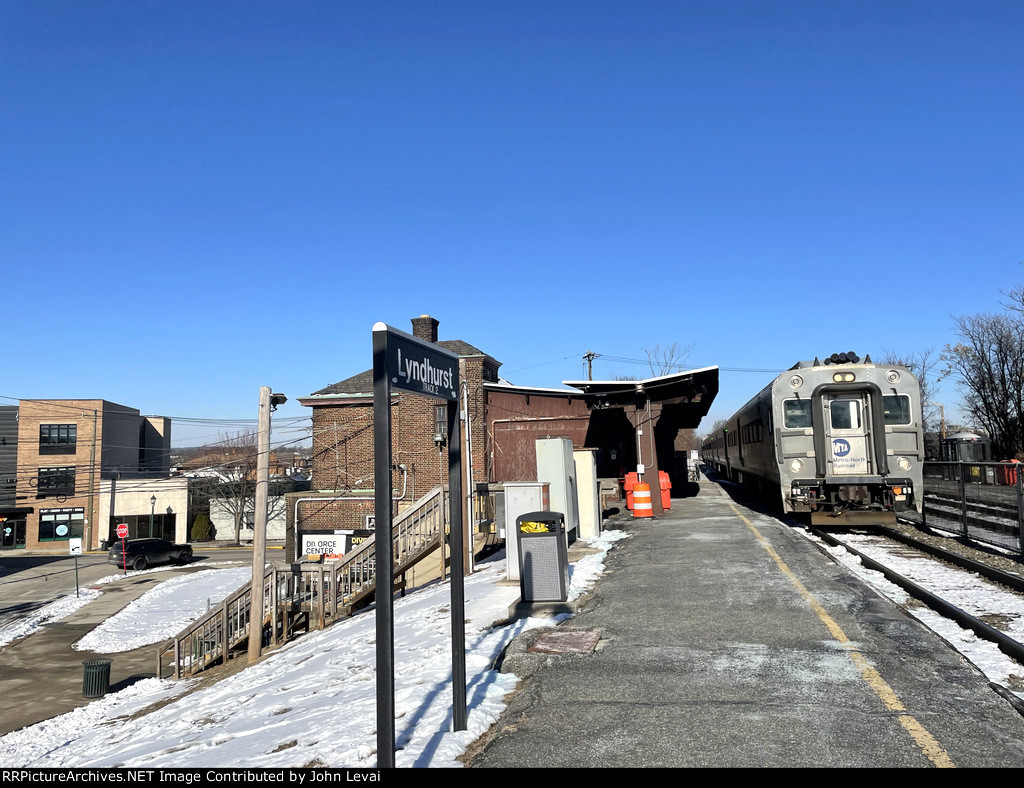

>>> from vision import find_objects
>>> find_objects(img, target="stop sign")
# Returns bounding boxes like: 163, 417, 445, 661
116, 523, 129, 539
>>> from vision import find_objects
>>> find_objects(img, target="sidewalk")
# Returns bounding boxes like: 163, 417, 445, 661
0, 570, 200, 736
466, 480, 1024, 768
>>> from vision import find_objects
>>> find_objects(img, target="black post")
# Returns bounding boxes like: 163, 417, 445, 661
447, 399, 467, 731
959, 461, 968, 538
372, 326, 396, 769
1017, 467, 1023, 557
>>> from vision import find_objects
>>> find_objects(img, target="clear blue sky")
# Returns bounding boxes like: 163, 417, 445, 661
3, 1, 1021, 446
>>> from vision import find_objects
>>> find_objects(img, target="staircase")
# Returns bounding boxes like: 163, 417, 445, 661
157, 486, 449, 679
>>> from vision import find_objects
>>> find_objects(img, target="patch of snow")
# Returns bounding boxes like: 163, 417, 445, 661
0, 533, 629, 768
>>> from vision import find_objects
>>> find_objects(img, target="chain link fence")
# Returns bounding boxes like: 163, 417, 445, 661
911, 462, 1024, 554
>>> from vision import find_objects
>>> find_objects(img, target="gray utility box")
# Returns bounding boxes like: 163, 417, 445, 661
516, 511, 569, 603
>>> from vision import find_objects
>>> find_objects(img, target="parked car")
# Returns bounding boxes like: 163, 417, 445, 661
108, 538, 193, 571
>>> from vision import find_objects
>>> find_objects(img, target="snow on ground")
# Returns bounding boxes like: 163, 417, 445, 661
0, 586, 104, 650
0, 563, 249, 652
0, 530, 629, 768
798, 527, 1024, 696
75, 566, 254, 652
0, 565, 202, 651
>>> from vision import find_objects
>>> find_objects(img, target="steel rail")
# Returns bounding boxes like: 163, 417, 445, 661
810, 526, 1024, 666
878, 522, 1024, 592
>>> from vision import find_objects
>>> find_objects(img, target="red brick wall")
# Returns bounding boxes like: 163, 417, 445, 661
301, 353, 497, 541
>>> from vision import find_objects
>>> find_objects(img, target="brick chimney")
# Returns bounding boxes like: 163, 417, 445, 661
411, 315, 439, 343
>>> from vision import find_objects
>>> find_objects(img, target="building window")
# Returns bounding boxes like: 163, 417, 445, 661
40, 424, 77, 455
39, 508, 84, 541
434, 405, 448, 442
108, 513, 176, 542
37, 467, 76, 497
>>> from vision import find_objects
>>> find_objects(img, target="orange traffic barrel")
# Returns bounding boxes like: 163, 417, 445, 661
658, 470, 672, 510
624, 472, 639, 509
632, 483, 653, 518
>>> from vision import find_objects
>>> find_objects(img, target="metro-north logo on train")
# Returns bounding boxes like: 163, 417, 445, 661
832, 438, 852, 457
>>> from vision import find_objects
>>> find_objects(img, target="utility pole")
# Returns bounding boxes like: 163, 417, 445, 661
249, 386, 273, 663
583, 351, 599, 381
86, 408, 98, 550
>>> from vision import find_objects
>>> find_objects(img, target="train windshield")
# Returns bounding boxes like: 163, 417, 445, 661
783, 399, 813, 428
882, 395, 912, 425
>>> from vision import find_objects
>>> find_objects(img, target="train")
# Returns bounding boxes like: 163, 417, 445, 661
701, 352, 924, 524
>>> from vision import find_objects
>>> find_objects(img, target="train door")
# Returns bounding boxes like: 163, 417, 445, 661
823, 393, 873, 476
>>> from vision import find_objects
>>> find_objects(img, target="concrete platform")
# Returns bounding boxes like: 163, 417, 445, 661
467, 480, 1024, 768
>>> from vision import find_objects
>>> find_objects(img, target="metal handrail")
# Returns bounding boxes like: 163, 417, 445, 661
157, 486, 450, 679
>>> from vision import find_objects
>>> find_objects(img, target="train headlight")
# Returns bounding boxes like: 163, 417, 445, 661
832, 372, 856, 383
789, 375, 803, 388
790, 459, 804, 472
897, 456, 912, 471
886, 370, 901, 384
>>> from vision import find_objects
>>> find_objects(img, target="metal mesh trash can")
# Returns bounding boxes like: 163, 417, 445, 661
516, 511, 569, 603
82, 658, 113, 698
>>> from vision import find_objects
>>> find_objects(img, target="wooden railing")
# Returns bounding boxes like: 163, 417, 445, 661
157, 486, 450, 679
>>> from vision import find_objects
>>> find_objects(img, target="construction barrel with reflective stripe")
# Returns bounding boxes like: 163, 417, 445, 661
632, 483, 653, 518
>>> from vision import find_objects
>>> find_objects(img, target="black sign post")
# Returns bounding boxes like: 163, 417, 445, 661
372, 322, 466, 769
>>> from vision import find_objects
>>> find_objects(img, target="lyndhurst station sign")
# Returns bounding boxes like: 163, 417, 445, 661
372, 321, 467, 768
381, 326, 459, 400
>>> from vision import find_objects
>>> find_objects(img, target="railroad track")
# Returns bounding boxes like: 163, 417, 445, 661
808, 521, 1024, 709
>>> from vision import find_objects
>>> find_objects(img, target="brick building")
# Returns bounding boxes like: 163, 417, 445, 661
290, 316, 499, 558
289, 315, 719, 557
0, 399, 184, 552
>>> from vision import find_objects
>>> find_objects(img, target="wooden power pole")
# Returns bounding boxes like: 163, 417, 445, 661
249, 386, 272, 662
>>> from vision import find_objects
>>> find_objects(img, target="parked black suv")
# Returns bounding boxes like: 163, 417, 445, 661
108, 538, 193, 571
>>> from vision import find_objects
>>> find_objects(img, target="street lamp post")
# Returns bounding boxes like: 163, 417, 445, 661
149, 495, 157, 538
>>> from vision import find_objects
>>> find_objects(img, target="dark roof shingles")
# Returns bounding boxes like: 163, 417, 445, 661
311, 340, 496, 397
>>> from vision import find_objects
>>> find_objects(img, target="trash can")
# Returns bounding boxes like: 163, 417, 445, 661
515, 511, 569, 603
82, 658, 113, 698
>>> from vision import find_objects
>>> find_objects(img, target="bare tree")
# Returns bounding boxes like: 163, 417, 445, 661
942, 310, 1024, 460
188, 431, 260, 546
644, 342, 694, 376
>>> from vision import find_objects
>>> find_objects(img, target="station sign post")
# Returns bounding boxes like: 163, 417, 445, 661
372, 322, 466, 769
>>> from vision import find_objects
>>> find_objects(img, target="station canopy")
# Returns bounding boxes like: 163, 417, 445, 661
562, 365, 719, 428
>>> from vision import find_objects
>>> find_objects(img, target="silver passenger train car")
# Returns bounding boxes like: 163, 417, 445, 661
702, 353, 924, 524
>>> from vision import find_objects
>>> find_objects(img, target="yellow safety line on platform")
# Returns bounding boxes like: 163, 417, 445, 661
727, 501, 955, 769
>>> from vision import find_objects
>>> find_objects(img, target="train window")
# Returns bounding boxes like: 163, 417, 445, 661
882, 395, 912, 425
783, 400, 813, 428
830, 400, 861, 430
